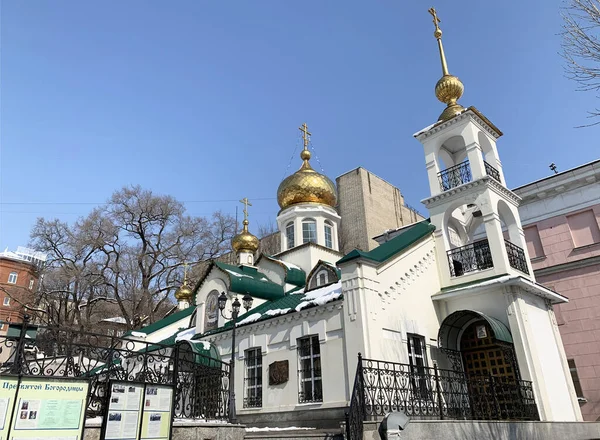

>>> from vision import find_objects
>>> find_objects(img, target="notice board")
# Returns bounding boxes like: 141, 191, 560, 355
8, 376, 89, 440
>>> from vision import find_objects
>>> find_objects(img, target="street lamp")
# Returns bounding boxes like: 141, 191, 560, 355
218, 292, 253, 423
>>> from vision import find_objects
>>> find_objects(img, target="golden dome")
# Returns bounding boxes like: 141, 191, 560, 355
231, 220, 259, 253
175, 271, 193, 302
277, 135, 337, 210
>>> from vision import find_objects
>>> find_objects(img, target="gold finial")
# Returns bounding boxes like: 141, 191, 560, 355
299, 123, 312, 162
175, 261, 193, 302
239, 198, 252, 232
428, 7, 465, 121
183, 261, 189, 285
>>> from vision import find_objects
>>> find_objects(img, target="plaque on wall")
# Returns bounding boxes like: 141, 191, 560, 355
269, 360, 289, 385
204, 290, 219, 332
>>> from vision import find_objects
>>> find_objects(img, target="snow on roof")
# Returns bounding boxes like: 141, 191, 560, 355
295, 281, 342, 312
189, 340, 211, 350
237, 313, 262, 326
413, 122, 439, 137
175, 327, 196, 342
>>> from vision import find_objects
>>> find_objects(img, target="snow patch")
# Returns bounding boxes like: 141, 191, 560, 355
263, 308, 291, 317
101, 317, 128, 324
246, 427, 316, 432
279, 259, 301, 271
130, 332, 147, 338
190, 340, 212, 350
413, 122, 439, 137
237, 313, 262, 326
296, 282, 342, 312
224, 268, 269, 282
175, 327, 196, 342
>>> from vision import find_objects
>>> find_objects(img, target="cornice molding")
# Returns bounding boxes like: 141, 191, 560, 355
416, 108, 501, 142
422, 176, 521, 209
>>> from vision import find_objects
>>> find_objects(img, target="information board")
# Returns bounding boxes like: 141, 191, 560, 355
140, 385, 173, 440
0, 376, 18, 440
9, 377, 88, 440
104, 382, 144, 440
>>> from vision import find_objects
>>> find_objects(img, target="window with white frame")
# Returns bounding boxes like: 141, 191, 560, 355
7, 272, 18, 284
297, 335, 322, 403
3, 297, 9, 306
324, 222, 333, 248
317, 271, 328, 287
29, 279, 35, 290
302, 219, 317, 244
407, 333, 429, 398
244, 348, 262, 408
286, 222, 295, 249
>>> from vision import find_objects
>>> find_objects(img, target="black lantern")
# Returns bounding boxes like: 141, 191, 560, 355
242, 293, 253, 312
231, 297, 241, 315
218, 292, 227, 311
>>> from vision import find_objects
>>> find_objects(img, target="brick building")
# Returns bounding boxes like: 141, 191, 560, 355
336, 167, 424, 253
0, 247, 45, 332
514, 159, 600, 421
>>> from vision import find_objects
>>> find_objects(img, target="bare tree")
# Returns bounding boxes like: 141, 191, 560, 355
30, 185, 236, 331
562, 0, 600, 125
257, 222, 281, 256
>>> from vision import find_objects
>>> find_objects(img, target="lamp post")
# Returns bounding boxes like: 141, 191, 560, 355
218, 292, 253, 424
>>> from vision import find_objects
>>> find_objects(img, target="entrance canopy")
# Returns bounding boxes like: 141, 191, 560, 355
438, 310, 512, 351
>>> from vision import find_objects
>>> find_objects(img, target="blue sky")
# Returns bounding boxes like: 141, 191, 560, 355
1, 1, 598, 251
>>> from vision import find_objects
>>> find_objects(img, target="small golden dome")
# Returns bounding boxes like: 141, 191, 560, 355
435, 74, 465, 121
175, 283, 193, 301
231, 220, 259, 253
277, 151, 337, 210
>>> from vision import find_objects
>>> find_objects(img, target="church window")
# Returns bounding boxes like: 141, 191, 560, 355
302, 219, 317, 244
297, 335, 322, 403
3, 297, 9, 306
317, 271, 328, 287
29, 279, 35, 290
407, 334, 429, 398
7, 272, 17, 284
324, 222, 333, 248
286, 223, 295, 249
244, 348, 262, 408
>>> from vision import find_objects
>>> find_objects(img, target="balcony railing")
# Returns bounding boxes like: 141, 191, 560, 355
505, 240, 530, 274
438, 161, 472, 191
484, 160, 501, 183
447, 239, 494, 277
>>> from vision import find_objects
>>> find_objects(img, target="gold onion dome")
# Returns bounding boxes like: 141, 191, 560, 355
277, 124, 337, 210
429, 7, 466, 122
231, 220, 259, 253
175, 269, 193, 301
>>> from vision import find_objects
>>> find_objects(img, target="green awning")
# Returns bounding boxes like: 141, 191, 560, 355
438, 310, 513, 351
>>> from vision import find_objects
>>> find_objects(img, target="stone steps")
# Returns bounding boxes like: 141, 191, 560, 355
245, 428, 344, 440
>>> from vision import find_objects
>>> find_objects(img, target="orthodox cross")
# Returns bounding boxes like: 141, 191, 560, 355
183, 261, 189, 284
299, 123, 311, 150
428, 7, 441, 32
240, 197, 252, 221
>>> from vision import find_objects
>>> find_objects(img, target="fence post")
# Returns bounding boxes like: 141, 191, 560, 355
434, 364, 444, 420
11, 314, 30, 375
357, 353, 365, 416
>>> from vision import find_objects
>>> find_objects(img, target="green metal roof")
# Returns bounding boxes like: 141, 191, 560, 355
6, 324, 38, 339
136, 330, 221, 367
123, 307, 195, 337
438, 310, 513, 351
259, 255, 306, 287
215, 261, 285, 300
337, 220, 435, 265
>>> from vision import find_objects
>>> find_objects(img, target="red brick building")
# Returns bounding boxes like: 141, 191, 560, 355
0, 248, 45, 332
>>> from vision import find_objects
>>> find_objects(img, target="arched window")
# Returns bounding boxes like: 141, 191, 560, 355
324, 221, 333, 249
286, 222, 295, 249
317, 271, 328, 287
302, 219, 317, 244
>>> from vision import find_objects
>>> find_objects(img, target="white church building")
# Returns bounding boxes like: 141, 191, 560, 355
127, 9, 583, 430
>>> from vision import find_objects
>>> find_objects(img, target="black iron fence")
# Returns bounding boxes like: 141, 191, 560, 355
346, 354, 538, 438
438, 161, 472, 191
505, 240, 530, 274
447, 239, 494, 277
484, 160, 501, 183
0, 317, 229, 421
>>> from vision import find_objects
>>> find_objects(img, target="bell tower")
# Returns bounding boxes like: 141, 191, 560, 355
415, 8, 534, 288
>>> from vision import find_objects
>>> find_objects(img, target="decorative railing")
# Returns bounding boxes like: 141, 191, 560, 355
447, 239, 494, 277
0, 317, 230, 421
484, 160, 501, 183
438, 161, 472, 191
505, 240, 530, 274
352, 356, 538, 423
345, 354, 366, 440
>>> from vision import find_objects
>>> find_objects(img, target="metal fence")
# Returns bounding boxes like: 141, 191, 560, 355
346, 354, 538, 440
0, 317, 229, 421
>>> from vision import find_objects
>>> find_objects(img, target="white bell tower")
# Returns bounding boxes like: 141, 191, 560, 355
415, 8, 533, 289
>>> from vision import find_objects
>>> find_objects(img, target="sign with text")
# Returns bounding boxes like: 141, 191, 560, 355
104, 382, 144, 440
9, 377, 88, 440
140, 385, 173, 440
0, 376, 18, 440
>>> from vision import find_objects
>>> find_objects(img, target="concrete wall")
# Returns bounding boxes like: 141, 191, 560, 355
84, 421, 245, 440
336, 168, 423, 254
361, 420, 600, 440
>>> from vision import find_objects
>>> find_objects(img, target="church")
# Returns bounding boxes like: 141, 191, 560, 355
127, 8, 582, 429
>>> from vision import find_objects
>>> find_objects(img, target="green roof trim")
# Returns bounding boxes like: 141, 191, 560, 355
215, 261, 285, 300
123, 307, 195, 337
257, 255, 307, 287
337, 220, 435, 265
135, 330, 221, 367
